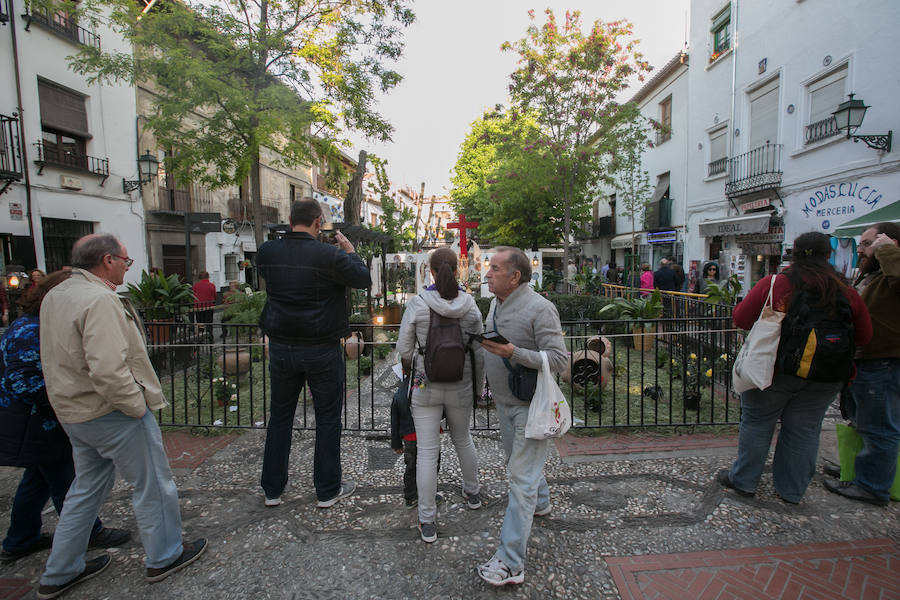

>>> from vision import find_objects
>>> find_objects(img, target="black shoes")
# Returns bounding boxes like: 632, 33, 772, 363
146, 538, 209, 583
822, 463, 841, 479
823, 478, 889, 507
0, 532, 52, 562
36, 553, 111, 600
88, 527, 131, 549
716, 469, 755, 497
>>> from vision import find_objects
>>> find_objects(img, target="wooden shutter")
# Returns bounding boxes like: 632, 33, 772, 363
38, 79, 89, 138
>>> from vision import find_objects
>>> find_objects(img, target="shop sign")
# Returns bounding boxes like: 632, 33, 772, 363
698, 213, 770, 237
738, 224, 784, 243
739, 243, 781, 255
9, 202, 22, 220
800, 181, 881, 218
647, 230, 677, 243
740, 198, 770, 212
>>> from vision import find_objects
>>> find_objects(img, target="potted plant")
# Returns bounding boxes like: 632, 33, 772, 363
597, 289, 663, 351
127, 270, 194, 344
704, 274, 742, 305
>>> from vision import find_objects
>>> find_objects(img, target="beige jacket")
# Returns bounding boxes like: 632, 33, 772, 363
39, 269, 167, 423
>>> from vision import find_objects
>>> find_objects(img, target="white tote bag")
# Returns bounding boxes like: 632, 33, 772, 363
525, 351, 572, 439
732, 275, 785, 393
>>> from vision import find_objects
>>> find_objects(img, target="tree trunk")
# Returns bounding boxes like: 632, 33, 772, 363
562, 184, 572, 278
413, 182, 424, 250
250, 149, 265, 291
345, 150, 367, 225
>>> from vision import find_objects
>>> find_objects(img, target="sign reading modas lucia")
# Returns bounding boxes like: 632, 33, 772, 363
786, 178, 886, 239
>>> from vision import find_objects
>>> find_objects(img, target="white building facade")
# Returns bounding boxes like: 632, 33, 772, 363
686, 0, 900, 291
1, 0, 148, 283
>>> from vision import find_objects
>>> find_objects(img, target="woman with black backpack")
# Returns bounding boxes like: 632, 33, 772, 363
396, 248, 485, 543
717, 232, 872, 503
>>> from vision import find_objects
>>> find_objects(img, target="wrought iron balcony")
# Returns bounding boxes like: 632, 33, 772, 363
24, 8, 101, 49
708, 157, 727, 177
1, 114, 24, 195
227, 197, 279, 223
33, 140, 109, 179
805, 117, 839, 145
725, 142, 782, 197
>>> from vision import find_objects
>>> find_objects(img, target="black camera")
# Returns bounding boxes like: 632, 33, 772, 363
319, 222, 345, 245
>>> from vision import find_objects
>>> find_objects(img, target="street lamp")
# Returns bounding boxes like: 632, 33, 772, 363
123, 150, 160, 193
831, 94, 892, 152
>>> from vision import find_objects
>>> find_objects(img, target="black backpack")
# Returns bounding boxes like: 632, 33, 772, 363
776, 286, 855, 382
421, 309, 467, 382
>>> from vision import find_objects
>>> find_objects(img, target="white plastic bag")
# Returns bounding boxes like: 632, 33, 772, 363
524, 351, 572, 439
732, 275, 785, 393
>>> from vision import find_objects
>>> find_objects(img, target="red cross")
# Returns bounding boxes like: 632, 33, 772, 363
447, 213, 479, 257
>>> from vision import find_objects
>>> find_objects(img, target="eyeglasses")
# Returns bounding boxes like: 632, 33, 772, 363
858, 240, 874, 248
112, 255, 134, 267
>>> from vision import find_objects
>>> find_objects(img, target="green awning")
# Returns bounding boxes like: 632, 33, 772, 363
831, 200, 900, 237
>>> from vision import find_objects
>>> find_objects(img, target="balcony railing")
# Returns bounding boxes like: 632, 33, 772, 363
33, 140, 109, 178
1, 115, 24, 191
25, 8, 101, 49
725, 142, 782, 197
227, 197, 279, 224
805, 117, 839, 145
707, 157, 727, 177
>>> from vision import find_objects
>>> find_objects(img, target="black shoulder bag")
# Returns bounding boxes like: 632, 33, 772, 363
492, 313, 537, 402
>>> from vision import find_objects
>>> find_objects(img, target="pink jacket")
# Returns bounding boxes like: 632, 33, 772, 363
639, 271, 654, 296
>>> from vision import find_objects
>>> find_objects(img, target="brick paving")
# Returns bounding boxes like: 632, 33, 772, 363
0, 577, 32, 600
161, 431, 240, 470
556, 431, 739, 457
606, 538, 900, 600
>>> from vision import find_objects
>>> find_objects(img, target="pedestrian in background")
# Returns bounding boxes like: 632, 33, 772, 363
718, 232, 871, 504
825, 222, 900, 506
37, 234, 206, 599
0, 272, 130, 564
257, 198, 370, 509
476, 247, 567, 586
396, 247, 484, 543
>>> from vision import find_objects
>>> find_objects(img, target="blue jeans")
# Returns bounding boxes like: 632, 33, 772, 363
730, 374, 841, 503
2, 461, 102, 553
493, 402, 550, 572
847, 358, 900, 502
262, 341, 344, 501
41, 411, 183, 585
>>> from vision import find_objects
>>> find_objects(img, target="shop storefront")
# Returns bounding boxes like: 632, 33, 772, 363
698, 209, 784, 291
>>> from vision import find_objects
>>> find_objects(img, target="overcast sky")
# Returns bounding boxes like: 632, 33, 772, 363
349, 1, 691, 197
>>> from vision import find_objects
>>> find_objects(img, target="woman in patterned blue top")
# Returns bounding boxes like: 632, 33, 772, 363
0, 271, 130, 562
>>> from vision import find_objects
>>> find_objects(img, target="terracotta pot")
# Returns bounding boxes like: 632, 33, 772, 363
562, 350, 613, 389
217, 350, 252, 375
632, 324, 656, 351
345, 332, 364, 359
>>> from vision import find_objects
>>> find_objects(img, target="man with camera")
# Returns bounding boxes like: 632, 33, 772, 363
476, 246, 567, 587
256, 198, 371, 509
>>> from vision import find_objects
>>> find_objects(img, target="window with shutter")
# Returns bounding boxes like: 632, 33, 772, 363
37, 79, 90, 169
749, 79, 779, 151
805, 64, 847, 144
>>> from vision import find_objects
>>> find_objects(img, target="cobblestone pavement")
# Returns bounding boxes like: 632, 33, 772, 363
0, 416, 898, 599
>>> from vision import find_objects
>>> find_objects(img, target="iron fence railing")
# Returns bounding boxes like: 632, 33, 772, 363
27, 8, 101, 49
725, 142, 783, 197
805, 117, 839, 145
141, 310, 743, 432
33, 140, 109, 178
707, 156, 727, 177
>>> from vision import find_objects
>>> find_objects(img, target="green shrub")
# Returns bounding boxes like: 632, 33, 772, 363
544, 293, 613, 321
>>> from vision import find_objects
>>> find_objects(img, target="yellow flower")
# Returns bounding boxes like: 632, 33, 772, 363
671, 359, 676, 365
629, 386, 643, 395
689, 353, 697, 360
705, 369, 713, 377
720, 353, 728, 360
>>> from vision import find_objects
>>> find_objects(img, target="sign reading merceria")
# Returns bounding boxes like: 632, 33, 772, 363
801, 181, 882, 218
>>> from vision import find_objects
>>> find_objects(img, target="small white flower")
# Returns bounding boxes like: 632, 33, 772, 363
230, 393, 237, 401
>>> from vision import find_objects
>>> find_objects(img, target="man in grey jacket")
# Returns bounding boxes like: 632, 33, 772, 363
476, 247, 567, 587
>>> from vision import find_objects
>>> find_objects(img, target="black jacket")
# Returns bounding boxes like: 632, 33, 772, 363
257, 232, 371, 345
653, 266, 680, 291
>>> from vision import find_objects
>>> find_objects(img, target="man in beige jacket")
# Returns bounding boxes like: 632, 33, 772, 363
36, 234, 206, 600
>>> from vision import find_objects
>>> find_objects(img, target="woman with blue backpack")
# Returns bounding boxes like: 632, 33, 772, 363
717, 232, 872, 503
396, 247, 485, 543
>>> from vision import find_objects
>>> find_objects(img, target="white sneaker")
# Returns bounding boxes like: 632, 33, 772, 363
264, 497, 282, 507
316, 480, 356, 508
477, 556, 524, 586
534, 503, 551, 517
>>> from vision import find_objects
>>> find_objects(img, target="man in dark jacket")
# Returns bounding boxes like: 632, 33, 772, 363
653, 258, 680, 291
257, 198, 371, 509
825, 222, 900, 506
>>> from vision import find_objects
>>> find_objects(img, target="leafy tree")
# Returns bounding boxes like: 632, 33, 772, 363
67, 0, 414, 247
369, 155, 415, 250
614, 117, 653, 282
450, 107, 562, 248
502, 9, 651, 267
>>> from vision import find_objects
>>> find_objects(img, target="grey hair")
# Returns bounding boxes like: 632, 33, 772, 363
493, 246, 532, 285
70, 233, 122, 269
